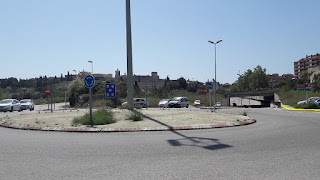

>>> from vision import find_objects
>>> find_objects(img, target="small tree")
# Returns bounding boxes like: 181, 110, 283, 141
177, 77, 187, 90
300, 71, 313, 83
0, 88, 3, 99
68, 78, 84, 107
313, 74, 320, 93
231, 65, 269, 91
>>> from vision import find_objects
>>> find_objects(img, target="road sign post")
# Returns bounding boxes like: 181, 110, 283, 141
44, 88, 52, 112
203, 89, 208, 105
105, 83, 116, 98
297, 84, 313, 103
206, 82, 213, 112
84, 75, 95, 127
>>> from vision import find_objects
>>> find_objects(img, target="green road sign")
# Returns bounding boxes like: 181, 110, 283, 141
297, 88, 312, 91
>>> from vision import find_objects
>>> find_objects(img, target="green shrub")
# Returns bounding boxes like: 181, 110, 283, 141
242, 111, 247, 116
295, 103, 320, 109
72, 109, 116, 125
129, 111, 143, 121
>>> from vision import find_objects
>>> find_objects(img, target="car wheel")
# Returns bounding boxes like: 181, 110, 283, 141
10, 107, 13, 112
186, 104, 189, 108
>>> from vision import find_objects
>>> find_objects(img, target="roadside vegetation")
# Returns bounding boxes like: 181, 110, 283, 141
2, 65, 320, 109
66, 76, 226, 108
295, 103, 320, 109
276, 73, 320, 108
128, 111, 143, 121
72, 109, 115, 126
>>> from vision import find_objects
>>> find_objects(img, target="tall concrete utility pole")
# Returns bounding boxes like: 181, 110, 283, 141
126, 0, 134, 110
208, 40, 222, 112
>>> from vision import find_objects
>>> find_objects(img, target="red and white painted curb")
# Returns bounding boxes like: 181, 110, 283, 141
0, 118, 256, 133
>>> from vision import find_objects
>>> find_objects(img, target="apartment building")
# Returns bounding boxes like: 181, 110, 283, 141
294, 53, 320, 77
269, 73, 294, 88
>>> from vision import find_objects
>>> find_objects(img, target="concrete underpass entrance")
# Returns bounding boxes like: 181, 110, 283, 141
223, 90, 281, 108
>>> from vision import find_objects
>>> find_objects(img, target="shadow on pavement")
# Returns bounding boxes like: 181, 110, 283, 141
134, 110, 233, 151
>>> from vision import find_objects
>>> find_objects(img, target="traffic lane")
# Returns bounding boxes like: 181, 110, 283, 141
1, 108, 320, 179
1, 120, 318, 180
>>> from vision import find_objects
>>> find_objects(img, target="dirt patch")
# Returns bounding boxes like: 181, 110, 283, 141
0, 108, 250, 129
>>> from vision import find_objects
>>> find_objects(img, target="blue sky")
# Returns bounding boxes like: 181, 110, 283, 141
1, 0, 319, 84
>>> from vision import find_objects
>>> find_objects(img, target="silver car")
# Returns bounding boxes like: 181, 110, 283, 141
168, 97, 189, 108
0, 99, 21, 112
158, 99, 170, 108
20, 99, 35, 111
297, 97, 320, 105
122, 98, 149, 108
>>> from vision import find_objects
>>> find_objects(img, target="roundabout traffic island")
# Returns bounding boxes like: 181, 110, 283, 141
0, 108, 256, 133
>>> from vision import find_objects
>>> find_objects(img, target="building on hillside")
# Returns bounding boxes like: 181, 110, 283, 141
294, 53, 320, 77
115, 69, 167, 90
94, 73, 113, 80
269, 73, 294, 88
78, 70, 91, 79
308, 65, 320, 83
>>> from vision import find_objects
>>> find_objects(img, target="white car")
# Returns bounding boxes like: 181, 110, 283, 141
194, 100, 201, 106
297, 97, 320, 105
122, 98, 149, 108
0, 99, 21, 112
216, 102, 221, 107
158, 99, 170, 108
20, 99, 35, 111
168, 97, 189, 108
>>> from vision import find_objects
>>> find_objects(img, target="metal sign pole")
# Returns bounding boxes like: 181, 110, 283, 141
64, 91, 67, 110
51, 94, 53, 113
209, 89, 212, 112
50, 84, 53, 113
89, 88, 93, 127
84, 75, 95, 127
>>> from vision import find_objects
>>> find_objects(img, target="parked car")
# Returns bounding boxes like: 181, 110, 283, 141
216, 102, 221, 107
158, 99, 170, 108
20, 99, 34, 111
122, 98, 149, 108
0, 99, 21, 112
194, 100, 201, 106
168, 97, 189, 108
297, 97, 320, 105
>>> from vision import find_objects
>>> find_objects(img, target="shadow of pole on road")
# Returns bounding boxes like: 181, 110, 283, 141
133, 110, 232, 151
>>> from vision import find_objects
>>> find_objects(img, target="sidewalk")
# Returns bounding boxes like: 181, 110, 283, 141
0, 108, 256, 132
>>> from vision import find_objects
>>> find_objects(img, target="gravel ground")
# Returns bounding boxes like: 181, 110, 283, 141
0, 108, 250, 129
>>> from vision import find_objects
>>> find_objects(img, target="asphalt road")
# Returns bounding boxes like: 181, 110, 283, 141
0, 107, 319, 180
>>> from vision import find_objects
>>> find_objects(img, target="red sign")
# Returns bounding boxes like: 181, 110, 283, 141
44, 88, 51, 95
297, 84, 312, 88
203, 89, 208, 94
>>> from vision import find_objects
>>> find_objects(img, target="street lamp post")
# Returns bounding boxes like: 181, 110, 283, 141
208, 40, 222, 112
73, 70, 77, 79
88, 60, 93, 74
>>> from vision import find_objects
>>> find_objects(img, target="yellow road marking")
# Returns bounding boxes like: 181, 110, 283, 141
281, 103, 320, 111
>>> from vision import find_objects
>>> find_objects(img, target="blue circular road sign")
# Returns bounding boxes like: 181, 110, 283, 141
84, 75, 95, 88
